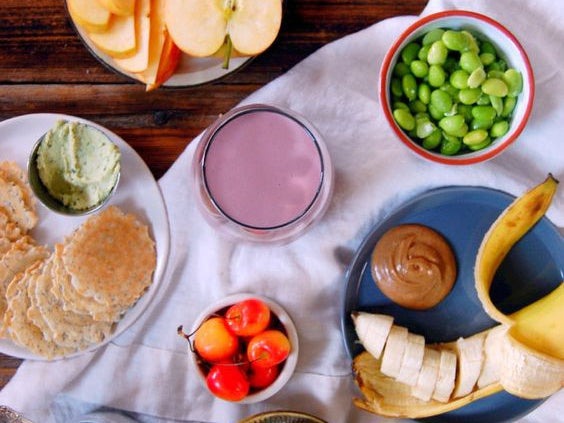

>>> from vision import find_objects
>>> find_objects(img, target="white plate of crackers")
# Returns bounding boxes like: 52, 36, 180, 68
0, 113, 170, 360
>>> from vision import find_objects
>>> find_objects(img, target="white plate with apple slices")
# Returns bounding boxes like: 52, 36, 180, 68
65, 0, 283, 90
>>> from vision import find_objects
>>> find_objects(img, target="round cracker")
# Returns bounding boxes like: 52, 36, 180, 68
62, 206, 156, 309
34, 255, 113, 347
51, 244, 124, 322
4, 264, 72, 359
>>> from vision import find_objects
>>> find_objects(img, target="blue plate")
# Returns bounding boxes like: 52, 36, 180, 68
341, 185, 563, 423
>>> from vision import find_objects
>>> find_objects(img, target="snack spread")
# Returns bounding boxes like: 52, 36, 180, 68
0, 161, 156, 358
371, 224, 456, 310
36, 120, 121, 211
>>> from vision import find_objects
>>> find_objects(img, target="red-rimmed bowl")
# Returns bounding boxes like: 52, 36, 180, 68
379, 10, 534, 165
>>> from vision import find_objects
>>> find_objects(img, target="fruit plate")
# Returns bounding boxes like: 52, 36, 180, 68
0, 113, 170, 360
341, 185, 563, 423
65, 1, 254, 87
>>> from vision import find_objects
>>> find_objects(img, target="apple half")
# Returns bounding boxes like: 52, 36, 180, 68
165, 0, 282, 58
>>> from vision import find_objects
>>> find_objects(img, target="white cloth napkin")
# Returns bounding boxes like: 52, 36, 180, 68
1, 0, 563, 421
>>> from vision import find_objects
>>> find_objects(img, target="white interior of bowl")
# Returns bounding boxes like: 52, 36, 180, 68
382, 13, 533, 163
189, 293, 299, 404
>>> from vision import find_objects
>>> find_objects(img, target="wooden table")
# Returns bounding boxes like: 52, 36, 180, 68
0, 0, 426, 390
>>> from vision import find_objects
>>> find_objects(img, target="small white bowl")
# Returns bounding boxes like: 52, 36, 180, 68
380, 10, 534, 165
189, 293, 299, 404
28, 124, 120, 216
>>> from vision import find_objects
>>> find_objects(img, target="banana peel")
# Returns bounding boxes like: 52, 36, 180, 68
353, 350, 503, 419
474, 174, 563, 399
475, 174, 559, 326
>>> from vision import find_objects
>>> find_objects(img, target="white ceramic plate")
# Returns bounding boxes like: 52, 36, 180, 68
0, 113, 170, 360
67, 1, 253, 87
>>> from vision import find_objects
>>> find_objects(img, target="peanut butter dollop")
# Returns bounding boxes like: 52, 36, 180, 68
371, 224, 456, 310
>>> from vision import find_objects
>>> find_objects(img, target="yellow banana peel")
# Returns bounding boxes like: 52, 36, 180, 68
475, 174, 559, 326
353, 350, 503, 419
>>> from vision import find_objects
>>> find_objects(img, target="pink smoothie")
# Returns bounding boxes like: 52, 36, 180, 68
203, 109, 323, 229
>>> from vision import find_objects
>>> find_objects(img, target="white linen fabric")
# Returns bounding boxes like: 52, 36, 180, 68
1, 0, 563, 421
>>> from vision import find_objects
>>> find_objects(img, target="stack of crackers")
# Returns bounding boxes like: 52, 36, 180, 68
0, 161, 156, 359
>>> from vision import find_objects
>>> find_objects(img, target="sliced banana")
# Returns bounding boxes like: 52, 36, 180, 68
451, 333, 485, 398
477, 325, 505, 388
351, 312, 393, 360
412, 347, 441, 401
396, 332, 425, 386
432, 348, 457, 403
380, 325, 408, 378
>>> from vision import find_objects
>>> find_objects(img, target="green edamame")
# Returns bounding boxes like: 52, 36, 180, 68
428, 64, 446, 87
402, 74, 418, 101
390, 27, 524, 156
393, 108, 416, 131
427, 40, 448, 65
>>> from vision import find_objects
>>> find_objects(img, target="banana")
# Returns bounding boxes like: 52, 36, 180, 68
500, 330, 564, 399
380, 325, 409, 378
432, 348, 457, 403
475, 174, 559, 326
412, 347, 440, 401
510, 283, 564, 360
351, 312, 394, 360
396, 332, 425, 386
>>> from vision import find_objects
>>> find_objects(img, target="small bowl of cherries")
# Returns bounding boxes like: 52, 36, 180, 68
179, 293, 299, 403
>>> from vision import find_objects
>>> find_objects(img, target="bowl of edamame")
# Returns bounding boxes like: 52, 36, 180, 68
380, 10, 534, 164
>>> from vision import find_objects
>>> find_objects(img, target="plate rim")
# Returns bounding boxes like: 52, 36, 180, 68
0, 112, 171, 360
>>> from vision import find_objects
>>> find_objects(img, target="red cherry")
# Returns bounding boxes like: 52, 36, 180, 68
247, 329, 291, 368
248, 363, 280, 389
225, 298, 271, 337
194, 317, 238, 362
206, 364, 250, 401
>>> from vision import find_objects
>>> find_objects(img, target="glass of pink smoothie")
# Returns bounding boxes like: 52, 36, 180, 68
193, 104, 333, 243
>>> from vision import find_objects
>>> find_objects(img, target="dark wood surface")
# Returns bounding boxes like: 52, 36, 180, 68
0, 0, 426, 390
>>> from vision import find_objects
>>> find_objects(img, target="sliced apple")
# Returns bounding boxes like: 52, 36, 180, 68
144, 31, 181, 91
164, 0, 226, 57
165, 0, 282, 58
97, 0, 135, 17
88, 13, 136, 59
67, 0, 111, 33
114, 0, 151, 73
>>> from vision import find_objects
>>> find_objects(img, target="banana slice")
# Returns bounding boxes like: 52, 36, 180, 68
477, 325, 505, 388
412, 347, 441, 401
451, 332, 485, 398
432, 348, 457, 402
381, 325, 408, 378
352, 312, 394, 360
396, 332, 425, 386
